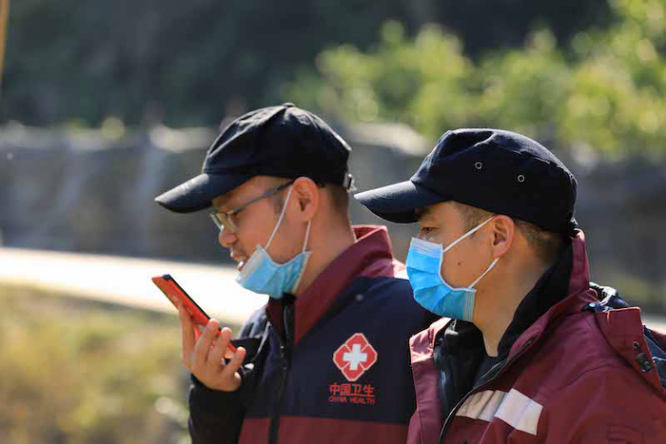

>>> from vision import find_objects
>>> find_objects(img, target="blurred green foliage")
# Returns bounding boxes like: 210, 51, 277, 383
2, 0, 608, 127
286, 0, 666, 157
0, 286, 188, 444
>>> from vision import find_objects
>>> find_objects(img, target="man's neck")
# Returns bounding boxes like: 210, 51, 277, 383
473, 259, 552, 357
293, 222, 356, 296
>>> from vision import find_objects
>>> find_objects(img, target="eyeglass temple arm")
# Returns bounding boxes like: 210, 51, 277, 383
227, 179, 295, 216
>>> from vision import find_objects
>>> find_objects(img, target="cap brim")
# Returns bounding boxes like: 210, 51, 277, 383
354, 181, 446, 223
155, 172, 252, 213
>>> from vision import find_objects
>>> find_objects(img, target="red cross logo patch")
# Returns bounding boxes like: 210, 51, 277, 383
333, 333, 378, 382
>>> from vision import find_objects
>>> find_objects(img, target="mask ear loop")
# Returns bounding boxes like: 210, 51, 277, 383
265, 185, 294, 250
438, 216, 495, 288
287, 219, 313, 295
469, 257, 500, 289
302, 220, 312, 253
442, 216, 495, 254
463, 217, 500, 289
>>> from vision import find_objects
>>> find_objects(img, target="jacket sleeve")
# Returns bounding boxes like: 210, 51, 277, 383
539, 366, 666, 444
188, 309, 268, 444
188, 375, 247, 444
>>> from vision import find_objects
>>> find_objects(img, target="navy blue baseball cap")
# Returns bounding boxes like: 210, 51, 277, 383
355, 129, 578, 234
156, 103, 355, 213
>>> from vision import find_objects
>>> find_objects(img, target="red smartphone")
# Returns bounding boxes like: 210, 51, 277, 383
152, 274, 237, 352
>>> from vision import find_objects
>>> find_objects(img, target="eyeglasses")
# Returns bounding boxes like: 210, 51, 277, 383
209, 180, 295, 233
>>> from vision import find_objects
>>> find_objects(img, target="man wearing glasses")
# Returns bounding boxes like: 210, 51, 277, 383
155, 103, 434, 444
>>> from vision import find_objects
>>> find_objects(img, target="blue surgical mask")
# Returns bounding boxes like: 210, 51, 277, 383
235, 186, 312, 299
405, 217, 499, 321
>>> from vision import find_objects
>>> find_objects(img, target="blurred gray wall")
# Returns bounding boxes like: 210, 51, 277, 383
1, 122, 664, 311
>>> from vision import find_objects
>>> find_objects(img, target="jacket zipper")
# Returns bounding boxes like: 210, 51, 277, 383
268, 303, 294, 444
438, 338, 535, 443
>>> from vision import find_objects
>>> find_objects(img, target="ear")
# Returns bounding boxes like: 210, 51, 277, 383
489, 215, 515, 259
291, 177, 320, 222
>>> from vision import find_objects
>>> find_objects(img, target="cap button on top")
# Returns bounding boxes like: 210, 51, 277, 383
283, 102, 295, 108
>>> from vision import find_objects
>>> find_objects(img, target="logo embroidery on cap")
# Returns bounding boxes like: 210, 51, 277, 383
333, 333, 378, 382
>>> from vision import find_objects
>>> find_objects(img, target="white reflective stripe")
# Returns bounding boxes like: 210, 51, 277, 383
455, 388, 543, 436
456, 390, 506, 422
495, 389, 543, 436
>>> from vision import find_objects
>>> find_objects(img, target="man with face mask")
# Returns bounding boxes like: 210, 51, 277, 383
155, 103, 435, 444
355, 129, 666, 443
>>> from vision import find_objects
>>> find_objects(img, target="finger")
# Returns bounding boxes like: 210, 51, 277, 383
208, 327, 233, 369
178, 304, 196, 368
221, 346, 247, 381
214, 327, 237, 359
193, 318, 219, 368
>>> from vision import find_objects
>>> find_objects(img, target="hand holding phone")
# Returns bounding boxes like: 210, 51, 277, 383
153, 274, 246, 392
152, 274, 236, 352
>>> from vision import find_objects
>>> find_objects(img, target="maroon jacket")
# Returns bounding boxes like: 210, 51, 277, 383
408, 230, 666, 443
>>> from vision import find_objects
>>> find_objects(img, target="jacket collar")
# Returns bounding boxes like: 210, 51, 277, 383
594, 307, 666, 398
266, 225, 404, 345
506, 229, 596, 357
517, 230, 666, 397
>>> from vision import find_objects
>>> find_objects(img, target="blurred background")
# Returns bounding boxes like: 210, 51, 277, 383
1, 0, 665, 442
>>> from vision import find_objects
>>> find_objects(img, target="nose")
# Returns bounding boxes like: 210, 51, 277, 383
218, 228, 237, 249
